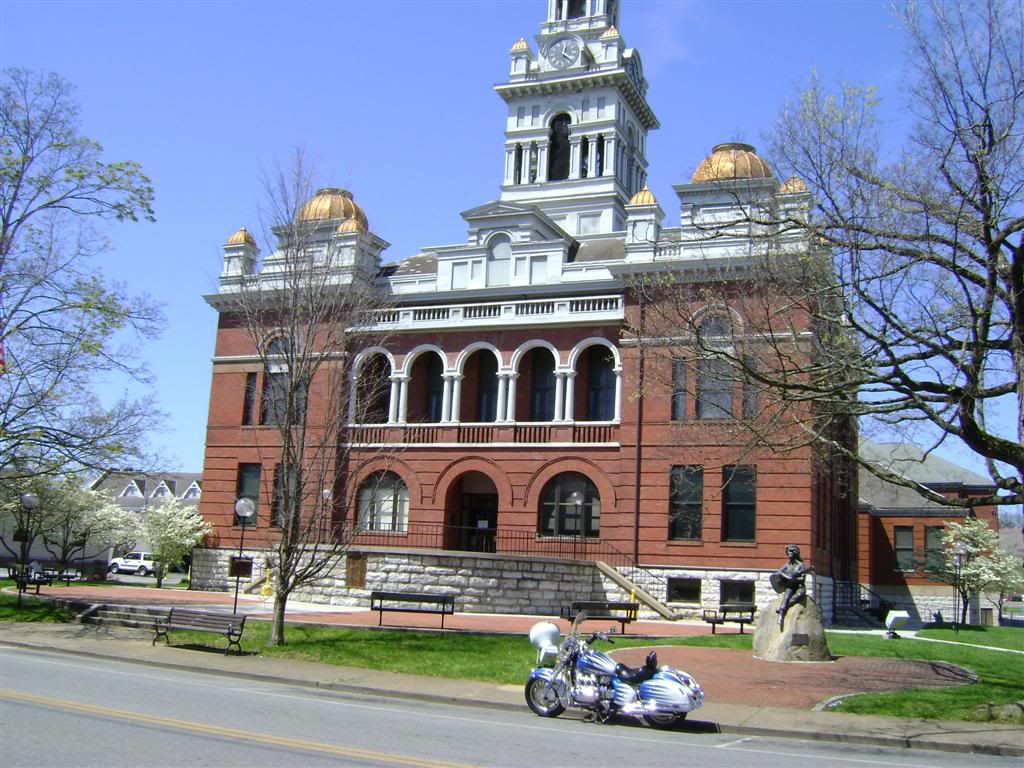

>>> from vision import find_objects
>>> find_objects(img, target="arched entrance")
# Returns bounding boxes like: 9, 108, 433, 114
445, 471, 499, 553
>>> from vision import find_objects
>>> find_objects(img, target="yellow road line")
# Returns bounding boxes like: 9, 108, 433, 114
2, 689, 474, 768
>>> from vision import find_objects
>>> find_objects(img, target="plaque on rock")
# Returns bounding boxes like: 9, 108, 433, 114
790, 633, 809, 646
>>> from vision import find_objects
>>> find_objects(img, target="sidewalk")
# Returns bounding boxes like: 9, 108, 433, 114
1, 588, 1022, 757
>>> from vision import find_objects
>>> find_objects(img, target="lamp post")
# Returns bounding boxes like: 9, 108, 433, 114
233, 497, 256, 615
568, 490, 584, 559
952, 539, 968, 637
17, 492, 40, 608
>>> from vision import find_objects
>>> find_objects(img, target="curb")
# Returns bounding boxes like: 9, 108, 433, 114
2, 639, 1021, 758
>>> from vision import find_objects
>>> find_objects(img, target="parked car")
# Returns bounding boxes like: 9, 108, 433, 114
108, 552, 157, 576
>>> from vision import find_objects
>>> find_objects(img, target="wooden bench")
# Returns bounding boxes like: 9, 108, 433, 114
703, 603, 756, 634
369, 590, 455, 628
153, 608, 248, 654
560, 600, 640, 633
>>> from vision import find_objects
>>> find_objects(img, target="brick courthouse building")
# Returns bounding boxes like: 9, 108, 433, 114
193, 0, 861, 621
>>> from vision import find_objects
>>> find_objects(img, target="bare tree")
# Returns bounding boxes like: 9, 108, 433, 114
644, 0, 1023, 508
0, 68, 163, 484
226, 152, 393, 645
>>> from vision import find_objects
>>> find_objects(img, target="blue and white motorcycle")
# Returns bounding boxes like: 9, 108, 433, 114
525, 613, 704, 728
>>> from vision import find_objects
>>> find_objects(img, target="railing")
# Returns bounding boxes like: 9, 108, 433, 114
833, 580, 894, 622
347, 422, 618, 445
334, 521, 671, 604
367, 295, 622, 329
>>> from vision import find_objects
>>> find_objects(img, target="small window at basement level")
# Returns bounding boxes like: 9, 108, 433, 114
719, 580, 754, 606
667, 578, 701, 603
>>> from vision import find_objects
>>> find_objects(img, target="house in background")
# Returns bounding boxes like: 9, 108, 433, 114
856, 442, 999, 626
90, 470, 203, 556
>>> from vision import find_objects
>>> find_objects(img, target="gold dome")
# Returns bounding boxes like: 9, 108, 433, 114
297, 188, 368, 228
336, 217, 365, 234
628, 185, 657, 206
226, 226, 256, 247
511, 37, 530, 51
779, 175, 808, 194
601, 26, 620, 38
691, 143, 773, 183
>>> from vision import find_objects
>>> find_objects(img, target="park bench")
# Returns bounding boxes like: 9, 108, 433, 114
56, 569, 81, 585
153, 607, 248, 654
14, 573, 52, 594
702, 603, 756, 634
369, 590, 455, 628
560, 600, 640, 633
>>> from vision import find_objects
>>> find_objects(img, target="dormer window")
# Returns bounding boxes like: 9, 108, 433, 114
151, 482, 172, 498
120, 482, 143, 498
183, 482, 201, 500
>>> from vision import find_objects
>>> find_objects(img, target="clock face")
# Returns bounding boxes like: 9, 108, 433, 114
626, 57, 642, 91
547, 37, 580, 69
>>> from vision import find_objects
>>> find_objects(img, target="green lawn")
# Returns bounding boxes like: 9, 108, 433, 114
0, 590, 74, 622
916, 624, 1024, 651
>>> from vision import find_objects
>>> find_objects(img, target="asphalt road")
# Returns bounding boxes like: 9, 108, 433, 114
0, 647, 1017, 768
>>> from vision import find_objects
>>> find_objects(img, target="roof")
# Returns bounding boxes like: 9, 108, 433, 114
573, 239, 625, 263
858, 441, 993, 514
392, 253, 438, 277
860, 441, 992, 487
91, 470, 203, 504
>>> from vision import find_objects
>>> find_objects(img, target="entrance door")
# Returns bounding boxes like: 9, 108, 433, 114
461, 493, 497, 553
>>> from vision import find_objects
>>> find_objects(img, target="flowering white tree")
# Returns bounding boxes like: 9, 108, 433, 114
921, 517, 1024, 625
141, 499, 211, 589
40, 480, 140, 573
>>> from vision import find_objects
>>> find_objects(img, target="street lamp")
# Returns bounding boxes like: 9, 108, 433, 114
232, 497, 256, 615
568, 490, 584, 559
17, 492, 40, 608
952, 539, 968, 637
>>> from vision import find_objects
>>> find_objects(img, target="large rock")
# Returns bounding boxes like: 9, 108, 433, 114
753, 597, 832, 662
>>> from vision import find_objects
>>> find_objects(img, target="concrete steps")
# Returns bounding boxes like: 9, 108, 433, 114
78, 604, 168, 630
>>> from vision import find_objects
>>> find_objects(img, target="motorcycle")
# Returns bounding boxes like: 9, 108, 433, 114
525, 613, 704, 728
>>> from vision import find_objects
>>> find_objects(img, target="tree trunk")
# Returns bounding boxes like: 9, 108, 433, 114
960, 589, 970, 626
269, 594, 288, 646
155, 565, 164, 589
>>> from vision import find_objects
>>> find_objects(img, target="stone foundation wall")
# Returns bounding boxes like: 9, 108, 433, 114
191, 547, 838, 623
192, 547, 606, 614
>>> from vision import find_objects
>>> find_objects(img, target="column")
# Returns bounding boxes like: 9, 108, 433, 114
387, 377, 401, 424
613, 368, 622, 422
496, 373, 508, 422
450, 374, 463, 423
398, 376, 410, 423
569, 137, 582, 180
347, 375, 358, 423
506, 373, 519, 422
537, 142, 549, 183
504, 147, 515, 185
604, 136, 616, 177
554, 372, 566, 421
441, 374, 454, 423
564, 371, 577, 421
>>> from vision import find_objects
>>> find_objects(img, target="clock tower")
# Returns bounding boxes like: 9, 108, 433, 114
495, 0, 658, 236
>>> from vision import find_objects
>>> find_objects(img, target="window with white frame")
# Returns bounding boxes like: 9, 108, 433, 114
357, 472, 409, 532
120, 483, 142, 498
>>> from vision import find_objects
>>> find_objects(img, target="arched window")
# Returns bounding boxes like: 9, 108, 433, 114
357, 471, 409, 532
584, 346, 615, 420
539, 472, 600, 537
486, 234, 511, 286
548, 114, 572, 181
266, 336, 291, 357
356, 354, 391, 424
527, 348, 557, 421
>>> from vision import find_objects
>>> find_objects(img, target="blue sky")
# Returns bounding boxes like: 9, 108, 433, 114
1, 0, 922, 472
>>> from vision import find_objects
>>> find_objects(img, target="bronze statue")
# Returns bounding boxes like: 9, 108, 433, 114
770, 544, 812, 629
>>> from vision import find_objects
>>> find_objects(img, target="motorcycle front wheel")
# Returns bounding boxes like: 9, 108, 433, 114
525, 677, 565, 718
643, 712, 685, 729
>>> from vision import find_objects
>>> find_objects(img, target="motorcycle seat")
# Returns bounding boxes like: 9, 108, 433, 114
614, 651, 659, 685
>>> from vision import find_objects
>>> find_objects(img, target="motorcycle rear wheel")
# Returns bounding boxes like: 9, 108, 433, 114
643, 712, 685, 729
525, 678, 565, 718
